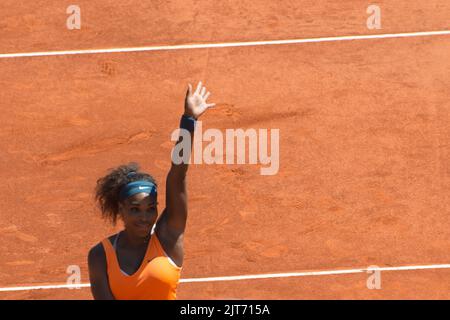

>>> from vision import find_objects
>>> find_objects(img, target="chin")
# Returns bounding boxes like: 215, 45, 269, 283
136, 226, 152, 238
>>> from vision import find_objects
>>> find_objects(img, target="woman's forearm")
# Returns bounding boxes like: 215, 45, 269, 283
169, 114, 196, 178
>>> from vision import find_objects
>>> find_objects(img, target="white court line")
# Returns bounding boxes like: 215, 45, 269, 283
1, 263, 450, 292
1, 30, 450, 59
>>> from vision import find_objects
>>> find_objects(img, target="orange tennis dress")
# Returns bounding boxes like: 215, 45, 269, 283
101, 229, 182, 300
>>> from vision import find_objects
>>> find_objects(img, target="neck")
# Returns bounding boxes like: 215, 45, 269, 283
121, 229, 150, 248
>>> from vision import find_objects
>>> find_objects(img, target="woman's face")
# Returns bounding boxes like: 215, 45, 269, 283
119, 192, 158, 238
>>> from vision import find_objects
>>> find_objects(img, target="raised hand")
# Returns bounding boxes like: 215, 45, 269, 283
184, 81, 216, 120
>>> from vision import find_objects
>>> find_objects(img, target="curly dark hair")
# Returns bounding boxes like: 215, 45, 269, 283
94, 162, 157, 225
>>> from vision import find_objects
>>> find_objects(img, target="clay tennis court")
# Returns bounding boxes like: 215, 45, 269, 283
0, 0, 449, 299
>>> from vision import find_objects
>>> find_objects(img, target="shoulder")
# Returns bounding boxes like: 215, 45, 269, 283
88, 242, 106, 258
87, 239, 116, 299
88, 234, 115, 270
88, 242, 106, 268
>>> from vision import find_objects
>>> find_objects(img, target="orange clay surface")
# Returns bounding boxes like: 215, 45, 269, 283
0, 1, 449, 299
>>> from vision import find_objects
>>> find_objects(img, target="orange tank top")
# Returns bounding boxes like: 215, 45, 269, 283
101, 231, 182, 300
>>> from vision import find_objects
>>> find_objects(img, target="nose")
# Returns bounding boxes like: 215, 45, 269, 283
137, 210, 154, 222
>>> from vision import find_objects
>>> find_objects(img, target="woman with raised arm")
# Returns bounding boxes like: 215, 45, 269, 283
87, 81, 215, 300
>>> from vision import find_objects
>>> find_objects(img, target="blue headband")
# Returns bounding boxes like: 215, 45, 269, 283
119, 180, 157, 200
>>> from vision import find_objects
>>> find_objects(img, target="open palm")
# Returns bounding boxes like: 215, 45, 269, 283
184, 81, 216, 119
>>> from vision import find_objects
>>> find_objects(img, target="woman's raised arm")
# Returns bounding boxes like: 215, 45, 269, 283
158, 81, 215, 239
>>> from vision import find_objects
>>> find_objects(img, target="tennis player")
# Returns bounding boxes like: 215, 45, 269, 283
88, 81, 215, 300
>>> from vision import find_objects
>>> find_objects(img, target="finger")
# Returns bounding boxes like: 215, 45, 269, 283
187, 83, 192, 96
195, 81, 202, 95
200, 87, 206, 97
206, 103, 216, 108
204, 92, 211, 100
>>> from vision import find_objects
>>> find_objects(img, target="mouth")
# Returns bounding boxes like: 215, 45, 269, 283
135, 222, 151, 230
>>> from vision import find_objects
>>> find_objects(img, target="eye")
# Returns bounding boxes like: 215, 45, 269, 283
130, 207, 139, 213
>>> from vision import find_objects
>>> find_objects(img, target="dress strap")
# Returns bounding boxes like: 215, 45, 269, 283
101, 237, 119, 271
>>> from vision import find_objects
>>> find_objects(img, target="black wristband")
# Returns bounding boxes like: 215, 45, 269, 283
180, 114, 196, 132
